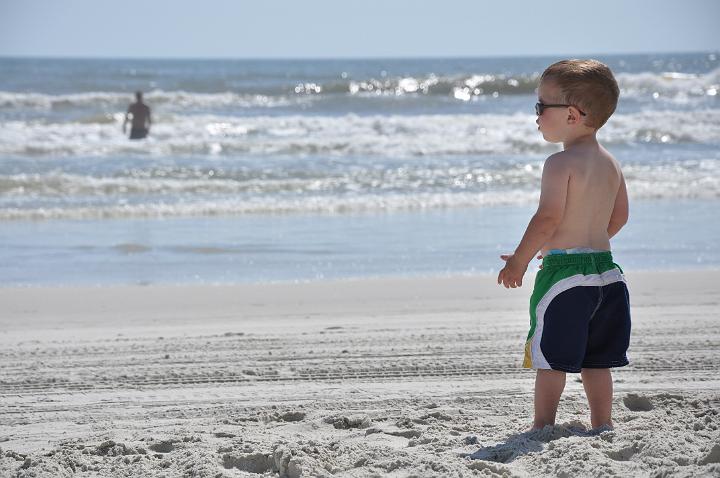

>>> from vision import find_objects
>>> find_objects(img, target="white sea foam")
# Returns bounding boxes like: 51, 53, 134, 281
0, 157, 718, 220
1, 110, 719, 159
0, 191, 542, 220
616, 68, 720, 99
0, 163, 542, 197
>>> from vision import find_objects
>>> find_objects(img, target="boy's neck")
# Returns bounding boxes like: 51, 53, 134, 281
562, 130, 598, 150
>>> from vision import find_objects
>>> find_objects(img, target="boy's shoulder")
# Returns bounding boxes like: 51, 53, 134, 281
545, 143, 618, 169
542, 150, 574, 172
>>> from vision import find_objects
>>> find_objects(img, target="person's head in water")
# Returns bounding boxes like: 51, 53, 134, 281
135, 91, 143, 102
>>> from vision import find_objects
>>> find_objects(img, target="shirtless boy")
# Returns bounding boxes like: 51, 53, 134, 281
497, 59, 630, 431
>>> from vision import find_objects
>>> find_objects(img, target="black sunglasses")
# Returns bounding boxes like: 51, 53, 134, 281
535, 102, 586, 116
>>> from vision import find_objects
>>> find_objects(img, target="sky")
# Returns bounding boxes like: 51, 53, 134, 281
0, 0, 718, 59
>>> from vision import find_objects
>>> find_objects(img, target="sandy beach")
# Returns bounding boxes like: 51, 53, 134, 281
1, 270, 719, 477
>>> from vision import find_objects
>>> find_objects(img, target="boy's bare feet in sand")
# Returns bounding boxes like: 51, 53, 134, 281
528, 368, 615, 431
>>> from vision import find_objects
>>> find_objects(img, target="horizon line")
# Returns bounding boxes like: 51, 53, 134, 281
0, 49, 717, 62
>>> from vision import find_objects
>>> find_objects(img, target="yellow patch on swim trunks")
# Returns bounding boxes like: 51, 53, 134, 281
523, 340, 533, 368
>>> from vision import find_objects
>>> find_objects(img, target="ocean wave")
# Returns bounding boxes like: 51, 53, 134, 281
0, 191, 537, 220
0, 113, 551, 157
343, 73, 539, 99
1, 68, 717, 112
0, 163, 543, 197
336, 68, 720, 101
1, 110, 719, 159
0, 158, 718, 221
616, 68, 720, 99
1, 180, 718, 221
0, 90, 299, 111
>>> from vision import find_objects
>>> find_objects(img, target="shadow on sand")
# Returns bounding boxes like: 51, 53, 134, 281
464, 421, 612, 464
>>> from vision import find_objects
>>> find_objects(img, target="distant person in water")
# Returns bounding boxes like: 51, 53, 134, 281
123, 91, 151, 140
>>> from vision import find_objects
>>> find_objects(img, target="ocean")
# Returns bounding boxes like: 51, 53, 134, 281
1, 53, 719, 285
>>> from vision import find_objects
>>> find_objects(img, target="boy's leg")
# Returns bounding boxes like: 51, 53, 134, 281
581, 368, 613, 429
533, 369, 566, 429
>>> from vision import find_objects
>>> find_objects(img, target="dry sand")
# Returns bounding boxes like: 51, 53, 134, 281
1, 270, 719, 477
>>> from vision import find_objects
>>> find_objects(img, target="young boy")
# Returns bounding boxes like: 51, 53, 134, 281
497, 59, 630, 431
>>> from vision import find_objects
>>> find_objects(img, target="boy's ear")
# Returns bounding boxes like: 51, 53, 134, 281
567, 107, 581, 124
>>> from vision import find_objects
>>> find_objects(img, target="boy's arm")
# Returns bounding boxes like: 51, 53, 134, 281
607, 172, 628, 238
498, 154, 569, 288
515, 154, 569, 262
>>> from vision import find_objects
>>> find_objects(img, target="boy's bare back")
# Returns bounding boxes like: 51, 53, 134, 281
540, 144, 627, 256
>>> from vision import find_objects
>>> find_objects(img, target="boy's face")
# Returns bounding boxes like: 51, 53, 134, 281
536, 80, 571, 143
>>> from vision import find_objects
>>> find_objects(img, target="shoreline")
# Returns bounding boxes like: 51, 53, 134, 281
2, 264, 719, 288
3, 199, 720, 289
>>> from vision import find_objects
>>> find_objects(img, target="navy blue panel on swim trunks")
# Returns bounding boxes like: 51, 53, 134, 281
540, 281, 631, 373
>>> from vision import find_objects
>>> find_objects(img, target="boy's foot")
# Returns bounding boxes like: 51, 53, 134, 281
529, 422, 552, 432
589, 421, 614, 432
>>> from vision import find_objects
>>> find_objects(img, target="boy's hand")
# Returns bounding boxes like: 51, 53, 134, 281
497, 254, 528, 288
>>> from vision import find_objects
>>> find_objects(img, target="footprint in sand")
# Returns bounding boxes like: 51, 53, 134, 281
222, 452, 274, 473
699, 444, 720, 465
148, 440, 175, 453
606, 444, 639, 461
263, 410, 307, 423
324, 414, 371, 429
622, 393, 654, 412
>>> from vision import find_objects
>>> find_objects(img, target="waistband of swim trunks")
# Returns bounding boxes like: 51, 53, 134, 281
542, 251, 614, 268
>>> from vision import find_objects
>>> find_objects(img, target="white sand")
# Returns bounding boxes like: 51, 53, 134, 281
1, 270, 719, 477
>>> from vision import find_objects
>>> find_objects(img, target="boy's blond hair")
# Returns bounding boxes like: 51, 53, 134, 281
540, 59, 620, 129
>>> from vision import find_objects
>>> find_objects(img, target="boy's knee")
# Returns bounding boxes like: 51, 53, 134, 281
537, 369, 566, 378
581, 368, 611, 378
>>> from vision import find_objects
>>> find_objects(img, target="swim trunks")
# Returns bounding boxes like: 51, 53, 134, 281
129, 128, 148, 140
523, 251, 631, 373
